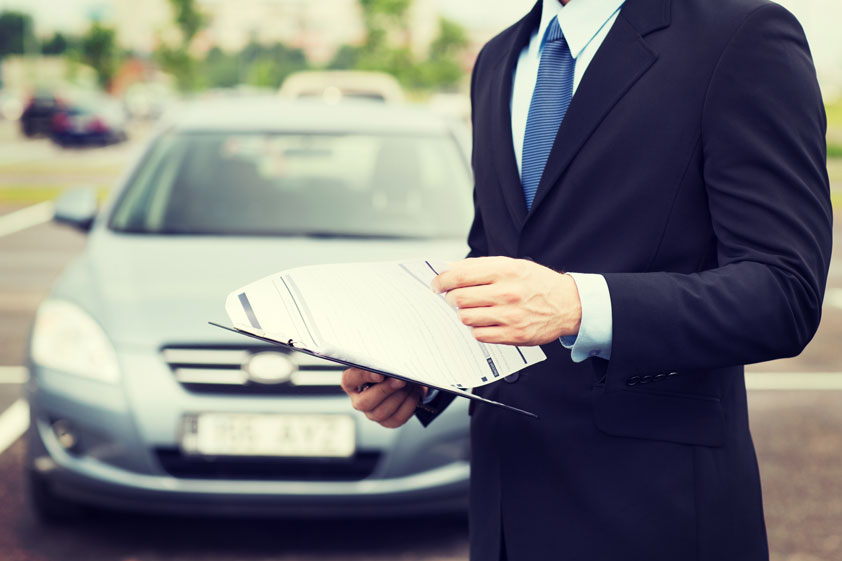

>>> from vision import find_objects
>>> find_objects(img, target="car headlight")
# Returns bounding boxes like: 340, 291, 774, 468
31, 300, 120, 383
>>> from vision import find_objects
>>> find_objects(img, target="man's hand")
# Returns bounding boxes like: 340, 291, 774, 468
432, 256, 582, 346
341, 368, 426, 429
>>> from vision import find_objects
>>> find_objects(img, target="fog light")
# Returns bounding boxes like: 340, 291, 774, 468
52, 419, 78, 451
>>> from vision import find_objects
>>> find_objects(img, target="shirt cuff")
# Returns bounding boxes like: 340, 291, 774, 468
559, 273, 613, 362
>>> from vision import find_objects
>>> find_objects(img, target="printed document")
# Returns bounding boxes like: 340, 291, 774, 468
225, 260, 546, 391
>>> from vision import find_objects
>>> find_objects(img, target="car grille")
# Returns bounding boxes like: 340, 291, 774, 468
162, 346, 345, 395
154, 448, 380, 481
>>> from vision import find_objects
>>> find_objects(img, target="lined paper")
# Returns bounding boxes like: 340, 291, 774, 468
225, 260, 546, 390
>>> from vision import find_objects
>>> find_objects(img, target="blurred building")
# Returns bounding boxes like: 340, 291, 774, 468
98, 0, 440, 65
197, 0, 440, 64
108, 0, 173, 54
0, 56, 97, 92
198, 0, 364, 63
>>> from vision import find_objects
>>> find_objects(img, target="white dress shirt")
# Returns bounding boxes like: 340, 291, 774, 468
511, 0, 624, 362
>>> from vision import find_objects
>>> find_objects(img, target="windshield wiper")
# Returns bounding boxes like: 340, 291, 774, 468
108, 227, 433, 239
294, 231, 428, 240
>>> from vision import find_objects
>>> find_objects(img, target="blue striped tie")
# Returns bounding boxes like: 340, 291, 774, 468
521, 16, 574, 210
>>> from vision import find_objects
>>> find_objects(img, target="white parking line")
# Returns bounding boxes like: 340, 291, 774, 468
0, 201, 54, 238
827, 289, 842, 311
0, 366, 28, 384
0, 400, 29, 455
745, 372, 842, 390
0, 370, 838, 457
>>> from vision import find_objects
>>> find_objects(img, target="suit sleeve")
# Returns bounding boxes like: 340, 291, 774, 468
602, 5, 832, 377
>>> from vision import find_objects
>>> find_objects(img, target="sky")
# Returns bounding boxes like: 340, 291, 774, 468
1, 0, 840, 91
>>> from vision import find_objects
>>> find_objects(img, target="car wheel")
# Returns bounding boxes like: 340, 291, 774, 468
26, 468, 87, 524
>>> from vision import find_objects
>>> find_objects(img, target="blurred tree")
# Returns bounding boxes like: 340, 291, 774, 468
80, 22, 120, 89
155, 0, 207, 91
41, 32, 72, 56
357, 0, 411, 60
202, 46, 240, 88
248, 43, 307, 88
247, 57, 282, 88
414, 17, 469, 90
429, 17, 468, 61
327, 45, 361, 70
201, 42, 307, 89
155, 44, 198, 91
359, 0, 411, 31
0, 11, 36, 58
169, 0, 207, 44
349, 1, 470, 92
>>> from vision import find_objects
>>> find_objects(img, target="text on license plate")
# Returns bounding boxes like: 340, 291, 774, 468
180, 413, 355, 458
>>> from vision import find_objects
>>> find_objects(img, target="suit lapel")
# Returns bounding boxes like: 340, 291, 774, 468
490, 1, 542, 231
526, 0, 671, 220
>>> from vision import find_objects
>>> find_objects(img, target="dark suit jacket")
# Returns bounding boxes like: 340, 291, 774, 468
417, 0, 833, 559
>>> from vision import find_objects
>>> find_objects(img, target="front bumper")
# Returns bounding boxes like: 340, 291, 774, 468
26, 363, 470, 517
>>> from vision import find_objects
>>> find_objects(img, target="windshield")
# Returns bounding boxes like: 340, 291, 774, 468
109, 131, 473, 239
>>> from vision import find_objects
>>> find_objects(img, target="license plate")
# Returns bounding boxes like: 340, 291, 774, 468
180, 413, 355, 458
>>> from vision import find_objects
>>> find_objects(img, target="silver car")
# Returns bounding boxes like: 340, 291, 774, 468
25, 99, 473, 520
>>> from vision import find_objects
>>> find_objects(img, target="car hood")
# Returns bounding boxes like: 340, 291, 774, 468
56, 233, 468, 349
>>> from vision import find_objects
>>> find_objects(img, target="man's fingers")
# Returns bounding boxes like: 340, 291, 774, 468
351, 378, 405, 412
458, 306, 503, 327
340, 368, 363, 395
472, 326, 522, 345
433, 259, 502, 293
365, 387, 411, 423
380, 390, 422, 429
341, 368, 384, 395
444, 284, 503, 308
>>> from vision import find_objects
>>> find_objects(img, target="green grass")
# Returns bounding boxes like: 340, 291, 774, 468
0, 186, 110, 205
0, 163, 123, 175
825, 101, 842, 163
827, 158, 842, 184
826, 101, 842, 129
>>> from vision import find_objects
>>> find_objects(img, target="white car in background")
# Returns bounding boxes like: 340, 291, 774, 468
279, 71, 406, 104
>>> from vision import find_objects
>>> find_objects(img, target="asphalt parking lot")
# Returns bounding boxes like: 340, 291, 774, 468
0, 121, 840, 561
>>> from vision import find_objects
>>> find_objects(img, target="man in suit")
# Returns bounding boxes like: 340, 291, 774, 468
341, 0, 833, 559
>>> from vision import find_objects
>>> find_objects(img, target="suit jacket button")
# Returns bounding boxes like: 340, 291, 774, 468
504, 372, 520, 383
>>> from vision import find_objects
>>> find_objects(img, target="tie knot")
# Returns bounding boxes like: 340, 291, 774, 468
545, 16, 564, 43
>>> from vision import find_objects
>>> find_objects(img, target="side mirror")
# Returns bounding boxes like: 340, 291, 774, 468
53, 188, 98, 232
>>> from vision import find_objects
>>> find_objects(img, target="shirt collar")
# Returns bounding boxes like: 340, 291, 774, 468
538, 0, 626, 59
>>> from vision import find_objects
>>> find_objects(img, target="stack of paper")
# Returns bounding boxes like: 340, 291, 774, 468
222, 260, 546, 415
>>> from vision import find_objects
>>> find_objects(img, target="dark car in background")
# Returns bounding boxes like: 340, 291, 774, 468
26, 98, 474, 520
50, 95, 128, 147
20, 89, 62, 138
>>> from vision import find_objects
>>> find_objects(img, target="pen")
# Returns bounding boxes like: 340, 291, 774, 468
356, 382, 377, 393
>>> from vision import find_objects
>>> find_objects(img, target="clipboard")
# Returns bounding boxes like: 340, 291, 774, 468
209, 322, 538, 419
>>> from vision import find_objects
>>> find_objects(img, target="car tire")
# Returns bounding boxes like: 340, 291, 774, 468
26, 468, 87, 524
